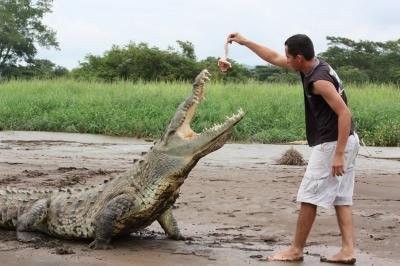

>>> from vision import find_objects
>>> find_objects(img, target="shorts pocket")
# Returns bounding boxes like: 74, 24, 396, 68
301, 173, 330, 194
305, 149, 332, 178
303, 147, 334, 194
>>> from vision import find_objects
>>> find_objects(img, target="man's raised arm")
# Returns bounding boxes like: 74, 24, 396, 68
227, 32, 291, 70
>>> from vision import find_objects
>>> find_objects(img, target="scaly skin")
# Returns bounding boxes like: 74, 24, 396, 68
0, 69, 245, 249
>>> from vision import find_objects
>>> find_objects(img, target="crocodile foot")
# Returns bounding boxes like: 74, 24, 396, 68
89, 239, 113, 250
17, 231, 42, 243
170, 234, 193, 241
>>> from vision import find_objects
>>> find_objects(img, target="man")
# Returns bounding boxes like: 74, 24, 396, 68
226, 33, 359, 264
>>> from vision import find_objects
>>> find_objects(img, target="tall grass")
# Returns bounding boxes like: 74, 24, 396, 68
0, 79, 398, 146
346, 83, 400, 146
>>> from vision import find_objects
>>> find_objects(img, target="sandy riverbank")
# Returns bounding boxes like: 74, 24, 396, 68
0, 131, 399, 266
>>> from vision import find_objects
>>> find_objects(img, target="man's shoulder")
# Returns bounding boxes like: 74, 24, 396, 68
311, 59, 339, 80
314, 59, 331, 73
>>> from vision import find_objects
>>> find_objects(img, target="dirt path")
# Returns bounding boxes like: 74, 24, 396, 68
0, 131, 399, 266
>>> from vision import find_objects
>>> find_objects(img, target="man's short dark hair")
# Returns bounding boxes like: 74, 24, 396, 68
284, 34, 315, 60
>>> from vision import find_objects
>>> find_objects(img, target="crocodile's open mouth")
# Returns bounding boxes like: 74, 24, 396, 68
175, 70, 244, 141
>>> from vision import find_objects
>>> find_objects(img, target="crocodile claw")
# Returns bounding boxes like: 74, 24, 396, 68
89, 239, 113, 250
170, 234, 193, 241
17, 231, 42, 243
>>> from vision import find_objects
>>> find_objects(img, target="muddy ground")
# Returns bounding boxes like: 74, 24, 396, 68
0, 131, 399, 266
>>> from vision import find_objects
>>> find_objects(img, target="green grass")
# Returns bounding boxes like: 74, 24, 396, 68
0, 79, 399, 146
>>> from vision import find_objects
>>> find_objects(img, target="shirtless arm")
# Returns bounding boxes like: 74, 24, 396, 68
227, 32, 291, 70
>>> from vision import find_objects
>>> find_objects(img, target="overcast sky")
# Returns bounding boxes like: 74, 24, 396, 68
37, 0, 400, 69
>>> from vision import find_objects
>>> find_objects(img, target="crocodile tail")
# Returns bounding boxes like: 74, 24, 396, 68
0, 187, 53, 229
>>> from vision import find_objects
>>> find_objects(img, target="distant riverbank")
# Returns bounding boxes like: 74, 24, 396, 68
0, 79, 399, 146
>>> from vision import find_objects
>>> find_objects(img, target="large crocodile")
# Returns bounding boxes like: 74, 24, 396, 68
0, 69, 244, 249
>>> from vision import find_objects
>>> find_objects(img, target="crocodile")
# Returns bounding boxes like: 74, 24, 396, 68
0, 69, 244, 249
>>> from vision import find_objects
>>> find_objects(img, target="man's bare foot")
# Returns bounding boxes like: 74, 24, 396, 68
267, 246, 304, 262
320, 249, 356, 265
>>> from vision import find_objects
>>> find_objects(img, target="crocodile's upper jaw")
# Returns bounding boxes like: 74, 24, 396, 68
158, 69, 244, 160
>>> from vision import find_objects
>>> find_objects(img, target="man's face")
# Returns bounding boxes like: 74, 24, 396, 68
285, 45, 301, 71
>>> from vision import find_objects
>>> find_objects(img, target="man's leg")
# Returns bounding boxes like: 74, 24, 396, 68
321, 205, 356, 263
267, 202, 317, 261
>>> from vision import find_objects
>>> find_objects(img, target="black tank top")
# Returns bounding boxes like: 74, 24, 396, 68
300, 59, 355, 146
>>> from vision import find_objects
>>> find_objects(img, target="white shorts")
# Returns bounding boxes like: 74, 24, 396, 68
297, 133, 360, 209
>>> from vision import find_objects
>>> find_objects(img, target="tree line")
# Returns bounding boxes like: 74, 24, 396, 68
1, 0, 399, 84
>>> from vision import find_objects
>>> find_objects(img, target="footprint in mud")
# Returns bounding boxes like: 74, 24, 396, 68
0, 176, 21, 185
57, 167, 88, 173
172, 249, 216, 261
41, 175, 87, 187
54, 246, 75, 255
216, 212, 236, 217
88, 169, 120, 175
385, 225, 396, 229
246, 211, 273, 216
369, 234, 387, 241
59, 175, 87, 186
319, 231, 341, 237
361, 212, 383, 218
22, 170, 47, 178
261, 235, 279, 243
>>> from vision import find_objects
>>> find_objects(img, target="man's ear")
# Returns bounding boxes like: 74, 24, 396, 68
296, 54, 304, 63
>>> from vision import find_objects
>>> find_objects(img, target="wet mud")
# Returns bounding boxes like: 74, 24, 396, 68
0, 131, 399, 265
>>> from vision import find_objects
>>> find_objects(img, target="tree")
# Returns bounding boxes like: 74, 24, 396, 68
336, 66, 369, 84
0, 0, 58, 75
72, 42, 199, 82
176, 40, 196, 60
1, 59, 69, 79
251, 65, 299, 84
319, 36, 400, 83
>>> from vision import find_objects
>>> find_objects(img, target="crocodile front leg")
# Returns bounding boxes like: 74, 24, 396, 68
157, 207, 185, 240
17, 198, 49, 242
89, 194, 135, 250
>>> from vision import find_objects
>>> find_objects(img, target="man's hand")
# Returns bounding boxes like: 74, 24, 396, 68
332, 152, 345, 176
227, 32, 248, 45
